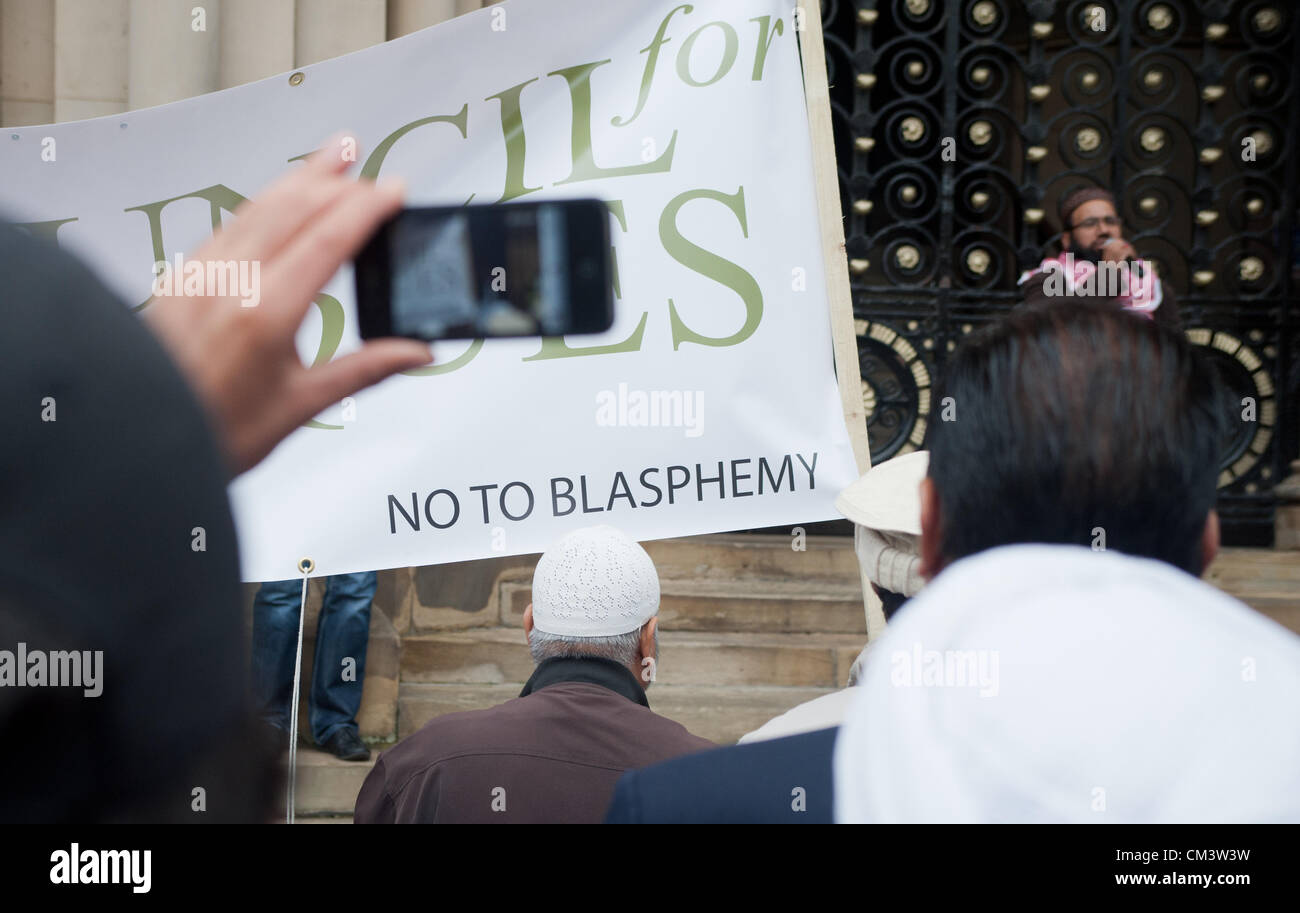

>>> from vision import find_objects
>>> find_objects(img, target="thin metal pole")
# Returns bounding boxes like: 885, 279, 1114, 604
286, 573, 309, 824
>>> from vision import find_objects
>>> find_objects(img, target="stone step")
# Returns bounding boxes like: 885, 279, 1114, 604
400, 627, 865, 688
498, 576, 868, 634
277, 747, 376, 819
640, 533, 860, 583
397, 681, 837, 746
395, 536, 1298, 637
396, 533, 862, 634
1206, 547, 1300, 635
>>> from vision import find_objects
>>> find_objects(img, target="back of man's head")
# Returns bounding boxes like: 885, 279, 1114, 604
526, 526, 660, 673
0, 222, 278, 822
926, 302, 1227, 575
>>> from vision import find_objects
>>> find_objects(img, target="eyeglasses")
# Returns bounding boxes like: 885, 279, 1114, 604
1070, 215, 1123, 230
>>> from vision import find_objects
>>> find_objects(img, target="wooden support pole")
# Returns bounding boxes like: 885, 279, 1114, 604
796, 4, 887, 641
796, 3, 870, 476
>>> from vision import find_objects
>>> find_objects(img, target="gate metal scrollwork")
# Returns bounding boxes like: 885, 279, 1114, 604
821, 0, 1300, 543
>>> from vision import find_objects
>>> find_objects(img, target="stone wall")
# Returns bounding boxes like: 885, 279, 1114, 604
1, 0, 497, 127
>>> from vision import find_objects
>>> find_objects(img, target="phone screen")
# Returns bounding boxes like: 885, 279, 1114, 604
356, 199, 613, 341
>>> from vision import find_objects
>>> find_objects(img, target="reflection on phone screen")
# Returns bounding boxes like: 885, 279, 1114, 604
389, 204, 571, 338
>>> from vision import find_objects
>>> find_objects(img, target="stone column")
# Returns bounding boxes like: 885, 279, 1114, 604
128, 0, 219, 110
386, 0, 457, 38
54, 0, 129, 122
294, 0, 385, 67
1, 0, 56, 126
219, 0, 294, 89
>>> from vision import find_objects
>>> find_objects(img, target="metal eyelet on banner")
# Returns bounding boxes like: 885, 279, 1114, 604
298, 557, 315, 575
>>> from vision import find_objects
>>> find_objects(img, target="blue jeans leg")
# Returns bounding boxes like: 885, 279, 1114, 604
310, 571, 376, 744
250, 578, 308, 733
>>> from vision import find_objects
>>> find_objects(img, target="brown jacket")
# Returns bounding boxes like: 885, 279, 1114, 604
354, 657, 713, 823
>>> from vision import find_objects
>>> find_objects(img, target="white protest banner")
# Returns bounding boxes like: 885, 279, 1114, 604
0, 0, 861, 582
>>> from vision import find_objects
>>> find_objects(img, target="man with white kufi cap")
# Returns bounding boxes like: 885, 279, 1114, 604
355, 525, 710, 823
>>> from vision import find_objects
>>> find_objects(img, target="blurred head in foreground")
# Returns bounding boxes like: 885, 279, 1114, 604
919, 301, 1227, 579
0, 223, 277, 822
834, 303, 1300, 823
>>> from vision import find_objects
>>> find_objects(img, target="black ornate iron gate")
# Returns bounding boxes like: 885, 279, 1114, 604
819, 0, 1300, 544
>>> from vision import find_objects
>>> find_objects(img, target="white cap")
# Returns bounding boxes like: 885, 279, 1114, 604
531, 525, 660, 637
834, 451, 928, 536
834, 544, 1300, 823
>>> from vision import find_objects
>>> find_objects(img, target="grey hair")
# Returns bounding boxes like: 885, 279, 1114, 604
529, 623, 654, 668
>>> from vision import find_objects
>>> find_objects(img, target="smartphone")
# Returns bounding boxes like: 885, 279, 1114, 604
355, 198, 613, 341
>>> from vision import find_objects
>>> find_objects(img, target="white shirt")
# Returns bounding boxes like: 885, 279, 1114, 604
834, 544, 1300, 823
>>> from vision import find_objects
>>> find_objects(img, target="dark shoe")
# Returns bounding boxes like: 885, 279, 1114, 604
319, 728, 370, 761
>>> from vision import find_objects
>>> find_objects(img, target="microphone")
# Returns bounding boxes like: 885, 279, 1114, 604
1099, 238, 1159, 301
1100, 237, 1142, 269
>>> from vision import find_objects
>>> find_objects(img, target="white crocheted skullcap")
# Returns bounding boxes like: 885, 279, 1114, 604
531, 525, 661, 637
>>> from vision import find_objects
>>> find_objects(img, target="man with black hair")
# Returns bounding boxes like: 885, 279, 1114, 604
834, 302, 1300, 823
920, 300, 1219, 577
